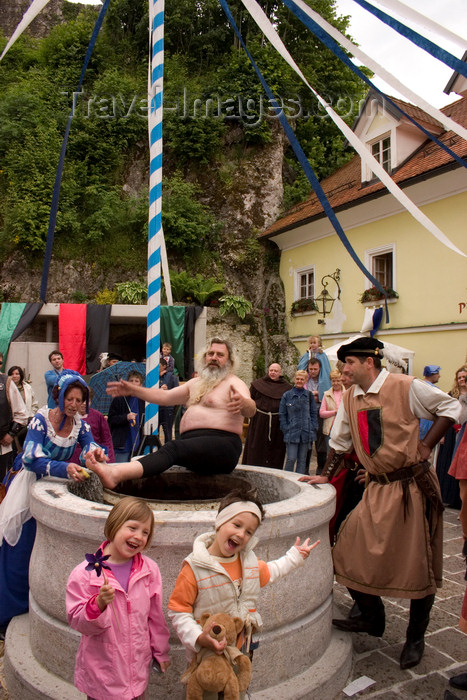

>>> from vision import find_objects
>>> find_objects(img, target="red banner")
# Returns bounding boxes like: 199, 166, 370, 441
59, 304, 86, 375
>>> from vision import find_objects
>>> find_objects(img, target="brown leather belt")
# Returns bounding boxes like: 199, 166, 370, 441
368, 460, 443, 519
368, 461, 431, 485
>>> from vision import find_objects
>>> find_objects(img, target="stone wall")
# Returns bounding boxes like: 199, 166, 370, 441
205, 307, 298, 386
205, 308, 261, 387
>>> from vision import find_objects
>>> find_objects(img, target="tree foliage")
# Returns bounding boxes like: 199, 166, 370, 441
0, 0, 369, 264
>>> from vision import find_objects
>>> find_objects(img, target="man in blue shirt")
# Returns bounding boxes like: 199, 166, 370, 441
44, 351, 71, 408
419, 365, 442, 440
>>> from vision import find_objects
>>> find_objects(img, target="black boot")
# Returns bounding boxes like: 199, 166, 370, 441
449, 673, 467, 690
444, 691, 462, 700
400, 594, 435, 669
333, 590, 385, 637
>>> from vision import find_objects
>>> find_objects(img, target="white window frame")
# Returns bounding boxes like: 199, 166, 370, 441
363, 130, 394, 182
364, 244, 396, 291
294, 265, 315, 300
371, 135, 392, 173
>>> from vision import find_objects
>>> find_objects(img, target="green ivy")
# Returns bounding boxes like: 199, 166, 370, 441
162, 173, 220, 252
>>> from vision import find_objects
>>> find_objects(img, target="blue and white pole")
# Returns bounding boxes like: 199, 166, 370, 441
145, 0, 165, 435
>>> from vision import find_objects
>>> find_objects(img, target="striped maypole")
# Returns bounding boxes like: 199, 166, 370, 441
145, 0, 165, 435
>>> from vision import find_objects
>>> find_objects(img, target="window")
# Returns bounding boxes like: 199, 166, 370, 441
365, 245, 395, 290
372, 251, 393, 288
371, 136, 391, 173
296, 267, 314, 300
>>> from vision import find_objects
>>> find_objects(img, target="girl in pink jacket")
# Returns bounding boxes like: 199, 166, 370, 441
66, 497, 171, 700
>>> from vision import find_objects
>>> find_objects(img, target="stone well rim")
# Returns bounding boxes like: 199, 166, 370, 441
29, 466, 336, 540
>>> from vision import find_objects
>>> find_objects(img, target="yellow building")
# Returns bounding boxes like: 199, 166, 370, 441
261, 90, 467, 392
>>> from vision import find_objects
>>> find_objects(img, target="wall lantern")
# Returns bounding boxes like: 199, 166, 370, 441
315, 269, 341, 324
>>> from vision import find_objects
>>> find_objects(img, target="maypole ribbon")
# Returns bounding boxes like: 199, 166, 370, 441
281, 0, 467, 143
0, 0, 52, 61
237, 0, 466, 258
351, 0, 467, 80
145, 0, 165, 435
280, 0, 467, 167
370, 0, 467, 52
218, 0, 391, 321
40, 0, 111, 302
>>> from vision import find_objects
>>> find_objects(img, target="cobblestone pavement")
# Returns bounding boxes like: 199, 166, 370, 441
333, 506, 467, 700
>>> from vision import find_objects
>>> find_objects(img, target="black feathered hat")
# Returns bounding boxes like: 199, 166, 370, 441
337, 337, 384, 363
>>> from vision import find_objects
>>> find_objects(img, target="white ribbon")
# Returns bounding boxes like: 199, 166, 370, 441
368, 0, 467, 53
285, 0, 467, 143
0, 0, 52, 61
239, 0, 466, 258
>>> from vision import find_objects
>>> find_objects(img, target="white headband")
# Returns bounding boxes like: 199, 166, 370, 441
215, 501, 263, 530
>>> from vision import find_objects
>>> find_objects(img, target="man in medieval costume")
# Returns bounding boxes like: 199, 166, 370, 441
242, 363, 292, 469
302, 337, 460, 670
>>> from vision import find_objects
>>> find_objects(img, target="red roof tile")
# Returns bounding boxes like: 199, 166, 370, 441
261, 96, 467, 238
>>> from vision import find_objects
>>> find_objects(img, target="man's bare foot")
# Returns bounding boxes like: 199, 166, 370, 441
85, 455, 121, 490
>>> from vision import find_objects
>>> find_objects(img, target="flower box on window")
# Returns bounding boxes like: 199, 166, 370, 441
359, 286, 399, 304
291, 298, 318, 316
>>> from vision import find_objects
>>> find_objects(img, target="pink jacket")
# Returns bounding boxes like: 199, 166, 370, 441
66, 546, 170, 700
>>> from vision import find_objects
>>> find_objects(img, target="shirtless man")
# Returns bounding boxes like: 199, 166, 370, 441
86, 338, 256, 488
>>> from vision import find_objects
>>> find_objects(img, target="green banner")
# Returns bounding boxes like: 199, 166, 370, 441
160, 306, 186, 377
0, 302, 26, 371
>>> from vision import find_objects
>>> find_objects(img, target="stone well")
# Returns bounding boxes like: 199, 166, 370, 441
4, 466, 351, 699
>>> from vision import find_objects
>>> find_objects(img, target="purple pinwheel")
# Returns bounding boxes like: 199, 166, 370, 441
85, 548, 111, 577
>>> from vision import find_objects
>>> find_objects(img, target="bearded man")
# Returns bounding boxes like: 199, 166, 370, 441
242, 363, 292, 469
87, 339, 256, 488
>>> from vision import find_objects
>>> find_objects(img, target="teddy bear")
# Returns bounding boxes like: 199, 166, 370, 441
181, 611, 252, 700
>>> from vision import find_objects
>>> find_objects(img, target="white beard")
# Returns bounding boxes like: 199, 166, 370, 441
188, 363, 231, 405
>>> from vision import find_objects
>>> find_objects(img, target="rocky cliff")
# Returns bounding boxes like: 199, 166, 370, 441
1, 0, 64, 39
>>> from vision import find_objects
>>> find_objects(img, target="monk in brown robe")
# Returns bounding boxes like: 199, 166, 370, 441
242, 363, 291, 469
301, 337, 460, 670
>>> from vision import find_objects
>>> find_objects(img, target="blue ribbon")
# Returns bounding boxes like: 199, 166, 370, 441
352, 0, 467, 80
281, 0, 467, 170
218, 0, 390, 321
40, 0, 112, 303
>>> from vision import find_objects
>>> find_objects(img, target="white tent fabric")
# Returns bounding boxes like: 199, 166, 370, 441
324, 333, 415, 373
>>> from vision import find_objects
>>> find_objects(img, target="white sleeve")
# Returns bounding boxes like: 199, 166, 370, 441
329, 401, 353, 453
409, 379, 461, 422
267, 545, 305, 585
168, 609, 202, 654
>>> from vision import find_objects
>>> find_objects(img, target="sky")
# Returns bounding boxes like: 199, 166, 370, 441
333, 0, 467, 107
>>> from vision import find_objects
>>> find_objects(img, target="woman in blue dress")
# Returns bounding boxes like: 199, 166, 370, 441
0, 373, 105, 637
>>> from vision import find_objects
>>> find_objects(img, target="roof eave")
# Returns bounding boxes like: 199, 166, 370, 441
261, 160, 461, 240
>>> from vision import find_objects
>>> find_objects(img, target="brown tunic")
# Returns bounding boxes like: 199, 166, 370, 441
332, 373, 443, 599
242, 376, 292, 469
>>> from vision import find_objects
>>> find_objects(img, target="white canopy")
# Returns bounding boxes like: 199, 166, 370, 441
324, 334, 415, 374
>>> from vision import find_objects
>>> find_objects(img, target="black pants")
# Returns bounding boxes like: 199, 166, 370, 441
140, 429, 242, 477
0, 451, 13, 481
348, 588, 435, 635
